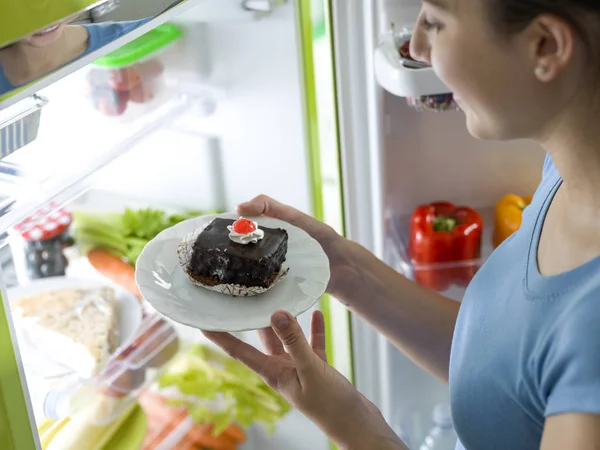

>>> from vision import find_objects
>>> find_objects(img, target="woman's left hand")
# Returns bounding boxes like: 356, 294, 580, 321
202, 310, 405, 450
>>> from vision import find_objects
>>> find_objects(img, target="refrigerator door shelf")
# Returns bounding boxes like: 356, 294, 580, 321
374, 32, 450, 98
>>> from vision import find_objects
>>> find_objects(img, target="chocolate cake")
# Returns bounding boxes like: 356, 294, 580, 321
187, 218, 288, 289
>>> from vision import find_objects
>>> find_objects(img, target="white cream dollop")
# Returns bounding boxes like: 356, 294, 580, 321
227, 220, 265, 245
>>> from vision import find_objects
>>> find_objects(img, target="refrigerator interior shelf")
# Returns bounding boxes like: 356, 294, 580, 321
178, 0, 286, 23
387, 207, 495, 300
0, 93, 195, 248
374, 32, 450, 98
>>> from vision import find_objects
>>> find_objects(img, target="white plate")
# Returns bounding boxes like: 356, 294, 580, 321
8, 277, 143, 380
135, 213, 330, 332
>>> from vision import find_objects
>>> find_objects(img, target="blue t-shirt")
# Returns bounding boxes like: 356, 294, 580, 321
0, 19, 150, 95
450, 155, 600, 450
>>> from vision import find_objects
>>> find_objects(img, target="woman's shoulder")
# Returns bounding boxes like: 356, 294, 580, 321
83, 18, 152, 53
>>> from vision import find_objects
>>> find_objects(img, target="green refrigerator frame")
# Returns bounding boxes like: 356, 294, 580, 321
0, 1, 352, 448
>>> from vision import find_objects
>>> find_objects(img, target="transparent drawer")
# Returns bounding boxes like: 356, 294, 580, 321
387, 208, 494, 298
29, 313, 180, 428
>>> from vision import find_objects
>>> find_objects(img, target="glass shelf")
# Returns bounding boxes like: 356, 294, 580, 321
0, 69, 203, 247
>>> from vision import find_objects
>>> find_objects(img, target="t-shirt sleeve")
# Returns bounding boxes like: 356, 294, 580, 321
543, 297, 600, 417
542, 153, 556, 180
82, 18, 152, 56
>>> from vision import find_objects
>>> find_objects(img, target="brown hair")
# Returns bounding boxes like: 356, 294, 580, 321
489, 0, 600, 46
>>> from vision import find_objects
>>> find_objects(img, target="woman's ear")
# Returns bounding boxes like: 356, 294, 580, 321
525, 14, 576, 82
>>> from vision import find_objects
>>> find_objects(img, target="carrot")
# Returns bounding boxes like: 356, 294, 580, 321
187, 425, 238, 450
140, 392, 243, 450
222, 423, 246, 443
140, 393, 184, 424
173, 441, 200, 450
148, 410, 189, 449
87, 249, 142, 299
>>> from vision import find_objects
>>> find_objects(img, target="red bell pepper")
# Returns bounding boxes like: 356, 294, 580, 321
409, 202, 483, 291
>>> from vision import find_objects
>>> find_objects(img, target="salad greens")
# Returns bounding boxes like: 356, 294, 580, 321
73, 207, 214, 264
158, 344, 291, 434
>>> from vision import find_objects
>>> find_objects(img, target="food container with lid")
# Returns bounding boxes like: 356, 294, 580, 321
87, 23, 183, 119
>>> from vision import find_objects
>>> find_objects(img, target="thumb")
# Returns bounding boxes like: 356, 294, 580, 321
237, 195, 281, 218
271, 311, 315, 367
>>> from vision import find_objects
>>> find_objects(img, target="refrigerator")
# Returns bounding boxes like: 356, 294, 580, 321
0, 0, 547, 449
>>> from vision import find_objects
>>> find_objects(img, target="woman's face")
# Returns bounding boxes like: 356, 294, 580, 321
410, 0, 577, 141
23, 21, 69, 48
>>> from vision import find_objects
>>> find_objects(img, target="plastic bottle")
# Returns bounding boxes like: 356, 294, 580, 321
419, 404, 458, 450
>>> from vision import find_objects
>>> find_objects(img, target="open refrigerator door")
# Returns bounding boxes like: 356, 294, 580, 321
0, 0, 348, 448
330, 0, 547, 448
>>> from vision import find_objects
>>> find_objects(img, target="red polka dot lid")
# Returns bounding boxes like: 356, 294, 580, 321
15, 202, 72, 241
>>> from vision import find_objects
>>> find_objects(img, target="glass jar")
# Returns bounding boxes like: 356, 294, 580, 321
14, 205, 72, 280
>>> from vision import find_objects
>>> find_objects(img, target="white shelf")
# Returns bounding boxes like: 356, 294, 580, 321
0, 76, 201, 247
176, 0, 285, 23
374, 32, 450, 98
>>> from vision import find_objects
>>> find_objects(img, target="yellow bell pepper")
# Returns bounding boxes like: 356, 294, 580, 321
493, 194, 532, 248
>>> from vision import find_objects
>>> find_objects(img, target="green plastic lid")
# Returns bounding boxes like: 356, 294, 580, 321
93, 23, 183, 69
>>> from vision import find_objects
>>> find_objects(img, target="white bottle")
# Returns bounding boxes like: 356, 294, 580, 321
419, 404, 458, 450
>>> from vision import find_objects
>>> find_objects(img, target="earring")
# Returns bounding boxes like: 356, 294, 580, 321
535, 64, 549, 79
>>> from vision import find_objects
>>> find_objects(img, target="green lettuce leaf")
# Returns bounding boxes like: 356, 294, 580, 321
73, 207, 216, 264
157, 344, 291, 434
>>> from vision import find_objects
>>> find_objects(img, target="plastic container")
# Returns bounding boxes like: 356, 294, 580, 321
388, 211, 488, 297
374, 27, 457, 112
38, 314, 180, 429
87, 23, 183, 119
419, 404, 458, 450
406, 94, 458, 113
0, 94, 48, 157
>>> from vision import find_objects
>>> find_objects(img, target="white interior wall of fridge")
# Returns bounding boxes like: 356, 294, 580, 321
372, 0, 547, 447
4, 3, 331, 447
23, 5, 314, 216
383, 99, 545, 213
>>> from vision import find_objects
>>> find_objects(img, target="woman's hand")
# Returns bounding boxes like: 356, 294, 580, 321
238, 195, 359, 297
202, 310, 405, 450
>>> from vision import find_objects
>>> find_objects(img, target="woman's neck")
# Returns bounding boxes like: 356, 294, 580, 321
540, 101, 600, 218
0, 26, 88, 86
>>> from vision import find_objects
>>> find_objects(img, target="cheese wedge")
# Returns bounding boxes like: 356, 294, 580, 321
13, 287, 119, 379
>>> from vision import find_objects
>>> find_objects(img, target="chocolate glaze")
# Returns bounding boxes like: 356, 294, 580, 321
188, 218, 288, 288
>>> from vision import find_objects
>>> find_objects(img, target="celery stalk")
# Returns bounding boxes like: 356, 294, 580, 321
158, 344, 291, 434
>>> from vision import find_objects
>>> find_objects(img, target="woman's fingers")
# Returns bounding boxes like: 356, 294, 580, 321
270, 311, 316, 368
237, 195, 293, 220
237, 195, 315, 233
258, 327, 285, 355
310, 310, 327, 362
201, 331, 270, 375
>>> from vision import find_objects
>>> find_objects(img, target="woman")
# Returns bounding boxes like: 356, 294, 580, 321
203, 0, 600, 448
